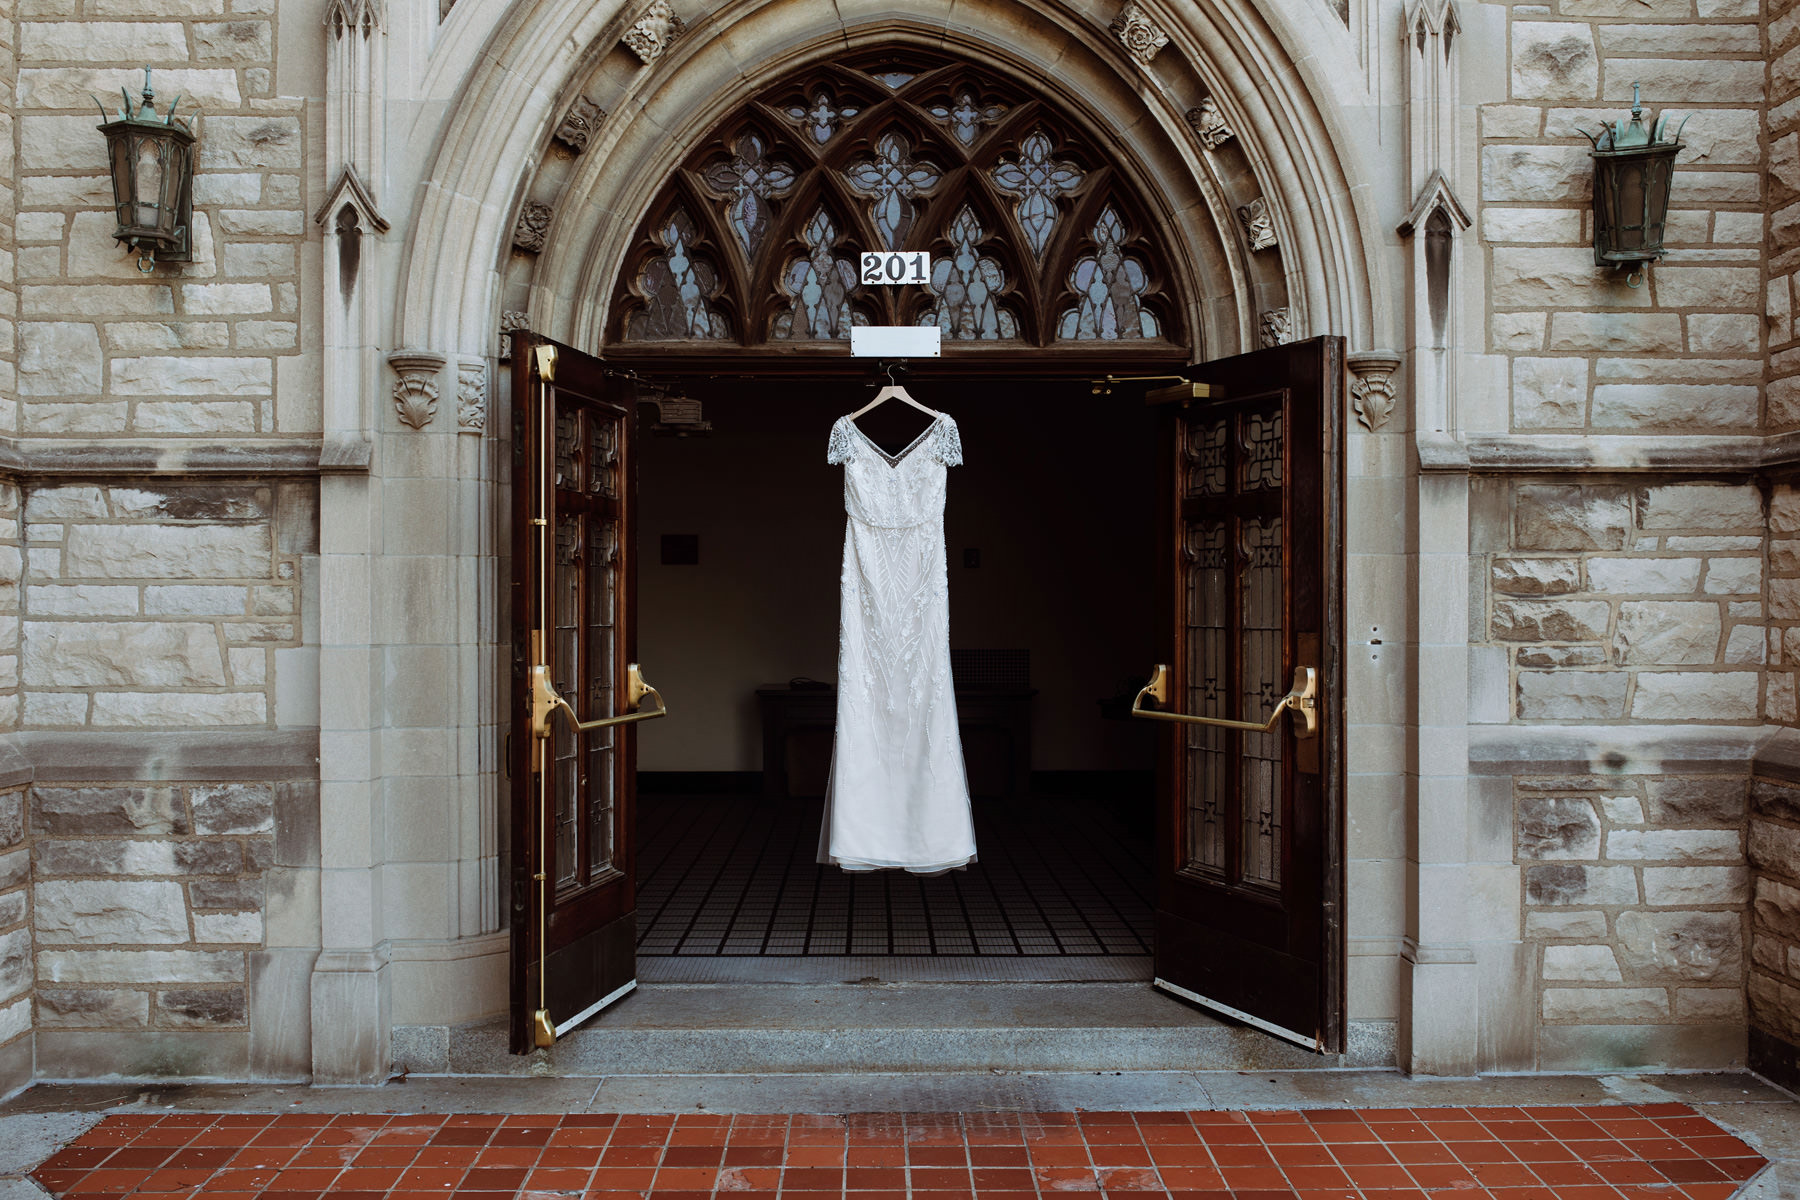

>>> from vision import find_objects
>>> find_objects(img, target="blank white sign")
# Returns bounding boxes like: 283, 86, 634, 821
850, 326, 943, 358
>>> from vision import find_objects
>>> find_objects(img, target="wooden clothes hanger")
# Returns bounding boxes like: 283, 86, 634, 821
848, 365, 941, 420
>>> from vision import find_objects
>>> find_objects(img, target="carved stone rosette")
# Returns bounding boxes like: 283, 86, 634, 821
513, 201, 553, 253
1185, 97, 1234, 150
457, 358, 488, 433
1238, 196, 1277, 251
498, 310, 531, 359
1109, 2, 1169, 64
1348, 351, 1403, 432
1259, 308, 1292, 348
387, 350, 447, 430
623, 0, 686, 64
554, 96, 605, 153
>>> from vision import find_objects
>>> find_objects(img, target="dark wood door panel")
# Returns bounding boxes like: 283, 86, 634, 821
509, 332, 641, 1053
1151, 336, 1344, 1052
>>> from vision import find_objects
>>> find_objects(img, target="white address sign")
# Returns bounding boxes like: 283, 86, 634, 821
860, 251, 930, 286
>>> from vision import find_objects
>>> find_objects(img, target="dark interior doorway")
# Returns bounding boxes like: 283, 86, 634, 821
631, 375, 1160, 980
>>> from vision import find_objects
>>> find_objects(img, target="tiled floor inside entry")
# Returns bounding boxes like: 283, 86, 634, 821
635, 795, 1152, 960
31, 1105, 1772, 1200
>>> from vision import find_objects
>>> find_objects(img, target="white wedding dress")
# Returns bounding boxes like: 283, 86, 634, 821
817, 410, 977, 874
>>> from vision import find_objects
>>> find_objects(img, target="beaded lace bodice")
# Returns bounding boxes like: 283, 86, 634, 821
818, 410, 976, 874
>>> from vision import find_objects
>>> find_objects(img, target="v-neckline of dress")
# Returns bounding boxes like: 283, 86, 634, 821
848, 413, 940, 468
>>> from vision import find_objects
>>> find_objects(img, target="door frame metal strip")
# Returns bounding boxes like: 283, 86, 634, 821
555, 978, 638, 1038
1154, 976, 1322, 1052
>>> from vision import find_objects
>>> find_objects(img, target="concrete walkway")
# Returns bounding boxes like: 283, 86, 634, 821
0, 1070, 1792, 1198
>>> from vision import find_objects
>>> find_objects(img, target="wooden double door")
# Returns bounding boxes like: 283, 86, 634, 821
506, 333, 1344, 1055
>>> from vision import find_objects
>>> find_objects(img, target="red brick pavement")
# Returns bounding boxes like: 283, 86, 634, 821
30, 1104, 1769, 1200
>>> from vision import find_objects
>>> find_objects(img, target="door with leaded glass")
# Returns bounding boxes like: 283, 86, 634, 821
1136, 336, 1345, 1052
508, 332, 665, 1053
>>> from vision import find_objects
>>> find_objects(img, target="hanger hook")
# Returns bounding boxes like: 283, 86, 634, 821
885, 362, 898, 386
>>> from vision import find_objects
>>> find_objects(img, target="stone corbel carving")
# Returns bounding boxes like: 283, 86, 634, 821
623, 0, 686, 64
554, 96, 605, 153
498, 310, 531, 359
1109, 2, 1170, 64
1348, 351, 1403, 432
513, 201, 553, 253
457, 358, 488, 432
387, 350, 446, 429
1260, 308, 1292, 348
1185, 97, 1234, 150
1238, 197, 1277, 251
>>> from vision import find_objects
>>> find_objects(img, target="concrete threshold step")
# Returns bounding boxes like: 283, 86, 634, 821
434, 983, 1352, 1076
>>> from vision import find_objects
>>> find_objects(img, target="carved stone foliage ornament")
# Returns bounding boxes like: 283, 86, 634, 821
513, 201, 552, 253
1238, 196, 1277, 251
554, 96, 605, 153
1185, 97, 1233, 150
1109, 3, 1170, 64
457, 358, 488, 432
498, 310, 531, 359
1348, 351, 1403, 432
1259, 308, 1292, 348
387, 350, 447, 430
623, 0, 686, 64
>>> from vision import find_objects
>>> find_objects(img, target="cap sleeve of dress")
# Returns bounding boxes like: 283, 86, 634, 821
826, 416, 856, 465
935, 415, 964, 467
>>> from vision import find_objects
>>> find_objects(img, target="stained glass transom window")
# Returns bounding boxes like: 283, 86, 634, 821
610, 53, 1180, 348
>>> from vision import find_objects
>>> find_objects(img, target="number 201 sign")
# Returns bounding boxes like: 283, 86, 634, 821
861, 252, 929, 285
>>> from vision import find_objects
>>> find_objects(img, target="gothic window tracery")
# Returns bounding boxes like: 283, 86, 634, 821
610, 52, 1180, 349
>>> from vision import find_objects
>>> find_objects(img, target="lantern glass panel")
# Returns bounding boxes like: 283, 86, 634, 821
136, 138, 168, 233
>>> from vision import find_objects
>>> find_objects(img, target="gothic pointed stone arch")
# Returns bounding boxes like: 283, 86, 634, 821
390, 0, 1392, 365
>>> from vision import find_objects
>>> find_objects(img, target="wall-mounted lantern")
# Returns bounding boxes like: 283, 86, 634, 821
1581, 84, 1685, 287
95, 67, 197, 272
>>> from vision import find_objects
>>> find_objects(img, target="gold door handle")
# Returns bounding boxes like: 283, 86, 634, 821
530, 653, 667, 742
1131, 663, 1318, 738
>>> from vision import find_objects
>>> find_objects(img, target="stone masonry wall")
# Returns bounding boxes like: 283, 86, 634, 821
1519, 773, 1748, 1067
1484, 4, 1763, 431
1749, 775, 1800, 1084
1769, 485, 1800, 724
0, 786, 29, 1089
14, 6, 309, 440
1472, 480, 1766, 723
29, 781, 295, 1077
1770, 0, 1800, 429
20, 483, 311, 730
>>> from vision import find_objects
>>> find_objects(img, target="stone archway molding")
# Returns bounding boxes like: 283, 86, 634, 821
392, 0, 1393, 363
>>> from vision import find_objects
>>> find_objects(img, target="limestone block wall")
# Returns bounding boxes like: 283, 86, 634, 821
1770, 0, 1800, 429
1768, 485, 1800, 723
29, 779, 315, 1078
1517, 773, 1747, 1067
0, 784, 29, 1095
13, 8, 309, 439
1483, 3, 1763, 430
19, 482, 313, 730
1749, 775, 1800, 1087
1471, 480, 1766, 722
